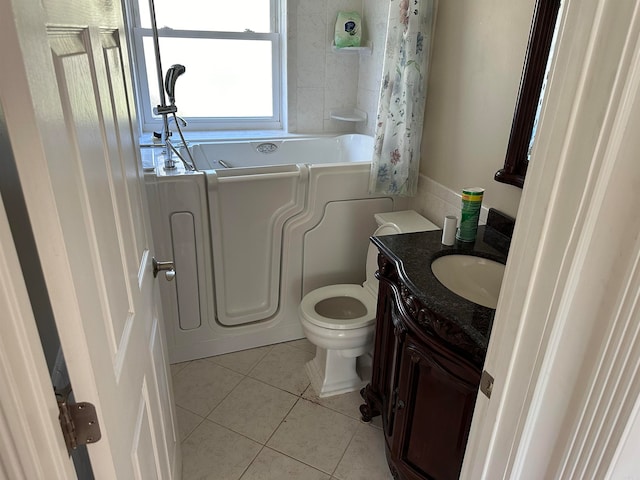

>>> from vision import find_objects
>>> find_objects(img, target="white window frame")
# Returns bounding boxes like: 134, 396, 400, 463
125, 0, 284, 133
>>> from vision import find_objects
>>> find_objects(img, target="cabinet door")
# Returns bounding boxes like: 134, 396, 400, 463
393, 339, 480, 480
381, 300, 408, 440
363, 278, 406, 438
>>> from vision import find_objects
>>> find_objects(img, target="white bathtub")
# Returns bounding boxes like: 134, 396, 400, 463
189, 134, 374, 169
144, 134, 409, 363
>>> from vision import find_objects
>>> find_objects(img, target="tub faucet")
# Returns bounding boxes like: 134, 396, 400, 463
168, 115, 187, 128
152, 115, 190, 169
153, 116, 187, 139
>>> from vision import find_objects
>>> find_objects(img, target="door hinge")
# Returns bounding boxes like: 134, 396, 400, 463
480, 370, 494, 399
55, 384, 101, 454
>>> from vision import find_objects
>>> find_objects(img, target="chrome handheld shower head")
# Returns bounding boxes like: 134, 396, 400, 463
164, 64, 186, 105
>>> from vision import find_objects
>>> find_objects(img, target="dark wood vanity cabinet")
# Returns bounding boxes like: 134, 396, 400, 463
361, 253, 482, 480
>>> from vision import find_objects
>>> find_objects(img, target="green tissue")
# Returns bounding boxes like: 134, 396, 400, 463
334, 11, 362, 48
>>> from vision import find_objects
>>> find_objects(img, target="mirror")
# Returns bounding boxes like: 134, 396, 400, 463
495, 0, 561, 188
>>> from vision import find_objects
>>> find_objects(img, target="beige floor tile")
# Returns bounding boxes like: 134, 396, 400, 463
173, 359, 244, 417
248, 344, 314, 396
333, 424, 392, 480
208, 377, 298, 443
176, 405, 204, 442
286, 338, 316, 354
182, 420, 261, 480
170, 360, 190, 377
267, 399, 359, 474
208, 345, 273, 375
369, 415, 383, 430
302, 386, 365, 420
240, 447, 330, 480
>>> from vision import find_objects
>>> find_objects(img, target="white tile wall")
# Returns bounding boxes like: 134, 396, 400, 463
288, 0, 385, 135
410, 174, 490, 229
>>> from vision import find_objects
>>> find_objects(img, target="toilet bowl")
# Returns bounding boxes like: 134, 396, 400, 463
299, 210, 439, 397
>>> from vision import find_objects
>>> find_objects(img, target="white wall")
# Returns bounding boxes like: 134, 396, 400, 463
415, 0, 535, 219
288, 0, 535, 220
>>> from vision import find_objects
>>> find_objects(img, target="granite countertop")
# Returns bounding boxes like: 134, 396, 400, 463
371, 225, 510, 356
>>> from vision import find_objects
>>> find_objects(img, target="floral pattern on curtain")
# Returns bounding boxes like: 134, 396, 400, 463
369, 0, 435, 196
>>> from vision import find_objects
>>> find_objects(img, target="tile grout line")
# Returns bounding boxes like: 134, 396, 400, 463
250, 444, 334, 479
203, 390, 298, 446
205, 344, 274, 376
177, 365, 244, 443
174, 402, 206, 421
205, 395, 327, 478
262, 395, 304, 446
178, 415, 206, 447
183, 357, 305, 446
265, 396, 363, 476
178, 341, 383, 479
178, 344, 313, 443
237, 444, 268, 480
300, 389, 369, 422
329, 415, 362, 479
243, 345, 277, 377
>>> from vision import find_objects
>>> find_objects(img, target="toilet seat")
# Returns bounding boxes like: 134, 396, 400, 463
298, 210, 439, 397
300, 284, 376, 330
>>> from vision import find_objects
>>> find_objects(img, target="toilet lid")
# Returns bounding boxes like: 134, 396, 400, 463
300, 284, 377, 330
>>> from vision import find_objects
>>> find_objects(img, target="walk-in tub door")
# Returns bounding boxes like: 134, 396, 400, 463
207, 165, 307, 326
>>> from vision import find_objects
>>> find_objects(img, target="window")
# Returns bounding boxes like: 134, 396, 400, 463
127, 0, 282, 132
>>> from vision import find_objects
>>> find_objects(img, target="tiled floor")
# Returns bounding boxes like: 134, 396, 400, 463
171, 339, 392, 480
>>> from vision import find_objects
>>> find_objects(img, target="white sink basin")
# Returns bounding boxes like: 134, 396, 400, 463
431, 255, 505, 309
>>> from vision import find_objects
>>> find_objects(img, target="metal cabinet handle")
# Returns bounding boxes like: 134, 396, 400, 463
152, 257, 176, 281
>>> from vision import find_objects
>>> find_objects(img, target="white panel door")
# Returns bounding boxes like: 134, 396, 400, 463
0, 0, 179, 477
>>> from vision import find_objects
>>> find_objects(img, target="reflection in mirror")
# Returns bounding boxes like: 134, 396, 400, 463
495, 0, 561, 188
528, 4, 562, 163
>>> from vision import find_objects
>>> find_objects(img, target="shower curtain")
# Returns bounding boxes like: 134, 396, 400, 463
369, 0, 435, 196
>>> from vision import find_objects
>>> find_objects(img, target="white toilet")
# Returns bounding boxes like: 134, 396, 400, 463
299, 210, 439, 397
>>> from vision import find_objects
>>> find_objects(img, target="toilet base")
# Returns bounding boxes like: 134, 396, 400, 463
305, 347, 372, 398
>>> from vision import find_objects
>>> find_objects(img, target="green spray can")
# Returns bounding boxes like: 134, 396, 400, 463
456, 188, 484, 242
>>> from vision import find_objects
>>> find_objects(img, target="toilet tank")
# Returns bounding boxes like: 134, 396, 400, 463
363, 211, 439, 295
